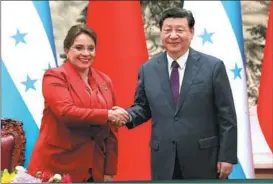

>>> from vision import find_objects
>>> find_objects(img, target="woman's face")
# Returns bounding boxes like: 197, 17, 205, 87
65, 33, 96, 71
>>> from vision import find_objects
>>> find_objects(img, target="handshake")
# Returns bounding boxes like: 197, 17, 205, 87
107, 106, 130, 127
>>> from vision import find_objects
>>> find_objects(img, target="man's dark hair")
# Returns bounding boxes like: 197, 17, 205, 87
159, 7, 195, 30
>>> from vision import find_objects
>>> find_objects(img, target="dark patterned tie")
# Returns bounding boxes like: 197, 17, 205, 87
170, 61, 180, 104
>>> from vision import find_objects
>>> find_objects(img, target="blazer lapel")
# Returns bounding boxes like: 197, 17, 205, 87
175, 48, 202, 115
155, 52, 176, 113
91, 68, 113, 108
63, 62, 90, 108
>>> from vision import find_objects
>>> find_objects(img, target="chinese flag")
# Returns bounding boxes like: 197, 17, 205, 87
86, 1, 151, 181
257, 2, 273, 153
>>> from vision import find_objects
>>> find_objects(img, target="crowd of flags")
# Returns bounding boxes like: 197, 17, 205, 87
1, 0, 272, 180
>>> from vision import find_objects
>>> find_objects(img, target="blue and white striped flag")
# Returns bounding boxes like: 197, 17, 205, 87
183, 1, 255, 179
1, 1, 57, 167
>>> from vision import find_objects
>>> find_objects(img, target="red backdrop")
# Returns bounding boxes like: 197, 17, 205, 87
86, 1, 151, 181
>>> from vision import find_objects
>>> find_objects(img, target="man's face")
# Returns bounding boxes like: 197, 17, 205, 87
160, 17, 194, 58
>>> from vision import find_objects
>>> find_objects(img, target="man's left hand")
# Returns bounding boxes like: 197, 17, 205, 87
104, 175, 114, 182
217, 162, 233, 179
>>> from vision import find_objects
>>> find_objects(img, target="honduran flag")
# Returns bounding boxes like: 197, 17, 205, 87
1, 1, 57, 167
183, 1, 255, 179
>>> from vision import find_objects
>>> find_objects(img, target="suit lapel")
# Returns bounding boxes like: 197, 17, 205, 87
175, 48, 202, 115
64, 62, 90, 108
91, 68, 113, 108
154, 52, 176, 112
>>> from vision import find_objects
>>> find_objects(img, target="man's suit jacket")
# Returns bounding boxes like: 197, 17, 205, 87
28, 62, 118, 182
126, 48, 237, 179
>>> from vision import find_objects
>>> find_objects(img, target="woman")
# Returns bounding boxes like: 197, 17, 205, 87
28, 24, 128, 182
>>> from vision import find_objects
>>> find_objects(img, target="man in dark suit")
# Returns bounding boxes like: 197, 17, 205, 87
113, 7, 237, 180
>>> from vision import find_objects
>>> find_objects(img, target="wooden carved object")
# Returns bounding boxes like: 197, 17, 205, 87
1, 118, 26, 171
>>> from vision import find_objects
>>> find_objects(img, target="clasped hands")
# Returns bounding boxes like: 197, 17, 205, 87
108, 106, 130, 127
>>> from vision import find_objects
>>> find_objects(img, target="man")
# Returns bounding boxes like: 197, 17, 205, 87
112, 7, 237, 180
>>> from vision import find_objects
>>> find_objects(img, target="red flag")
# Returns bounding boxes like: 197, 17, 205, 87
86, 1, 150, 181
257, 2, 273, 153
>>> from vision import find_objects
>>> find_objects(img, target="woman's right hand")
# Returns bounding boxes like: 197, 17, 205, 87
107, 108, 129, 127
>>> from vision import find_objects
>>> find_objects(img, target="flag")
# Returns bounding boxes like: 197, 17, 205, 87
183, 1, 255, 179
257, 2, 273, 153
1, 1, 57, 167
86, 1, 150, 181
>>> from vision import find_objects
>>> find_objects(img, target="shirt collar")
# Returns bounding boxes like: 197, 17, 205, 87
167, 49, 189, 69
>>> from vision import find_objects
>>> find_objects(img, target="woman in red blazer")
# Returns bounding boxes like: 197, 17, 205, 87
28, 24, 129, 182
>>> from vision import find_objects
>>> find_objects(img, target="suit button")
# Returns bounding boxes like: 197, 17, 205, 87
174, 117, 178, 121
172, 141, 176, 145
90, 136, 94, 140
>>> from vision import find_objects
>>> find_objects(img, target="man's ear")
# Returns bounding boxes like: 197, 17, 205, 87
190, 27, 195, 39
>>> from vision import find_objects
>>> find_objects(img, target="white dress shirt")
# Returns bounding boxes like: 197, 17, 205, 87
167, 49, 189, 93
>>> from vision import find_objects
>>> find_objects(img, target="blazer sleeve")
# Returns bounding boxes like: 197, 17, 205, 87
213, 61, 238, 164
104, 79, 118, 175
126, 65, 152, 129
42, 69, 108, 127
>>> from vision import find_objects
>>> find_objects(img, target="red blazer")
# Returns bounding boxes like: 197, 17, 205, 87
28, 62, 118, 182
